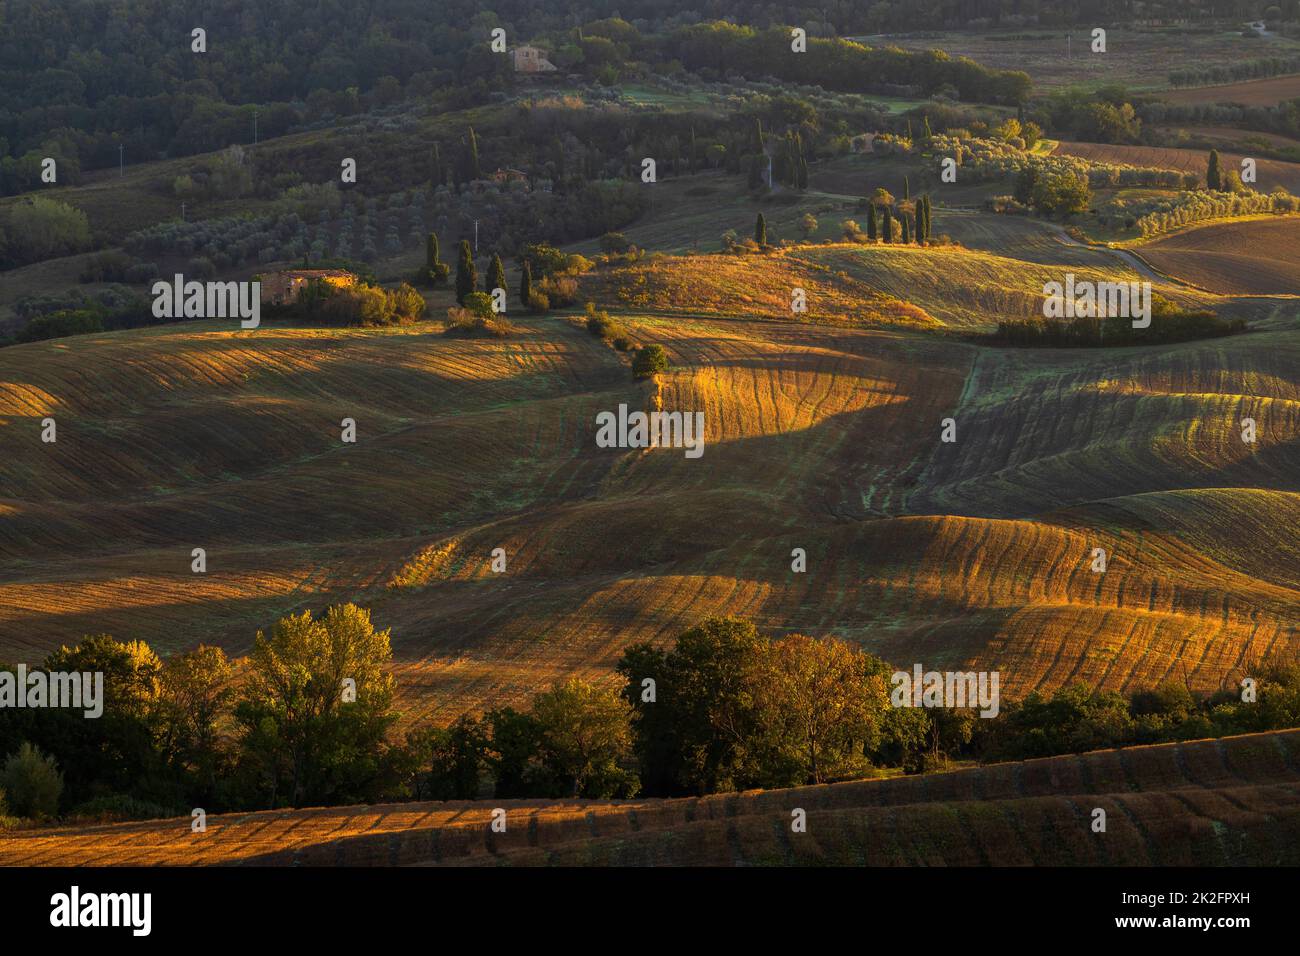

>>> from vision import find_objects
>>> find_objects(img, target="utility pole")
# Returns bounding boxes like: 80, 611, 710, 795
118, 144, 124, 178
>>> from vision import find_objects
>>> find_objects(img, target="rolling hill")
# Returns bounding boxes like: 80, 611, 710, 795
2, 223, 1297, 721
1137, 217, 1300, 295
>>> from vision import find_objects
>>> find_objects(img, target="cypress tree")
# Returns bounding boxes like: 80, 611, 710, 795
465, 126, 481, 181
519, 259, 533, 305
1206, 149, 1223, 191
923, 115, 933, 139
748, 154, 764, 190
903, 175, 910, 200
426, 232, 447, 285
455, 240, 476, 305
882, 206, 893, 243
902, 214, 911, 244
755, 213, 767, 247
867, 203, 878, 240
487, 252, 506, 296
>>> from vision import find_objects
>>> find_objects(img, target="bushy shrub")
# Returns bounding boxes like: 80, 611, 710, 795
632, 343, 669, 379
302, 280, 427, 327
585, 302, 630, 346
991, 295, 1244, 347
78, 250, 134, 283
444, 306, 513, 338
0, 743, 63, 819
17, 309, 104, 343
538, 275, 579, 307
69, 794, 181, 823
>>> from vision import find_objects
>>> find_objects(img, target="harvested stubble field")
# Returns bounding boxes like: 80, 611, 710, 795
882, 29, 1292, 92
6, 729, 1299, 866
1053, 140, 1300, 196
584, 239, 1206, 332
2, 230, 1298, 721
1161, 73, 1300, 107
1136, 216, 1300, 295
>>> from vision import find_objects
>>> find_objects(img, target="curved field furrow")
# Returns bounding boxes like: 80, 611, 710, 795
1137, 217, 1300, 295
5, 730, 1297, 866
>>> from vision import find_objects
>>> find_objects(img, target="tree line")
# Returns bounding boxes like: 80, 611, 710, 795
5, 608, 1299, 824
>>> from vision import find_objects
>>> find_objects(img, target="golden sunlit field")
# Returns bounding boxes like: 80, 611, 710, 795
4, 4, 1300, 885
3, 224, 1298, 729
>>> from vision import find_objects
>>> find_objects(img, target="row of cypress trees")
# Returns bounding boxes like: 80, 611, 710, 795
423, 232, 519, 306
863, 192, 932, 244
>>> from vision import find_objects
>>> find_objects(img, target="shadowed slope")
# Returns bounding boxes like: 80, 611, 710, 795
7, 730, 1298, 866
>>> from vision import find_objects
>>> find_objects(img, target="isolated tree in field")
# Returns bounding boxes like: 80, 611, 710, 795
1031, 171, 1091, 216
487, 252, 506, 296
867, 203, 878, 240
424, 233, 449, 286
1206, 149, 1222, 191
632, 344, 669, 379
755, 212, 767, 246
800, 212, 818, 239
455, 240, 476, 304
